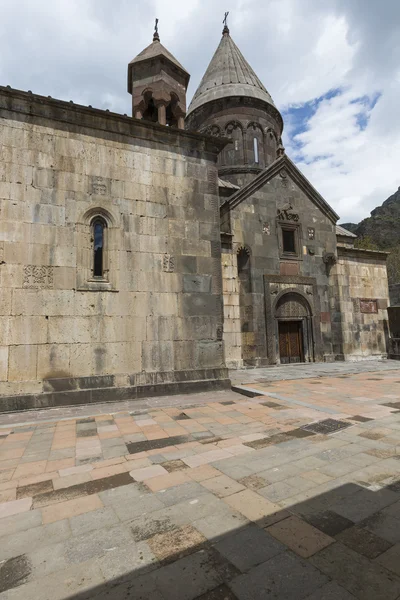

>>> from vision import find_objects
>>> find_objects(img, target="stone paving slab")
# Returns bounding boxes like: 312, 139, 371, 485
1, 368, 400, 598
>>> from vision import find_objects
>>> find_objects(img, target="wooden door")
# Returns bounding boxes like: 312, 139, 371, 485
278, 321, 303, 364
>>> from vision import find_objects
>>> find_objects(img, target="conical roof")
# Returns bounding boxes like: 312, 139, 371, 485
128, 35, 189, 94
187, 28, 275, 115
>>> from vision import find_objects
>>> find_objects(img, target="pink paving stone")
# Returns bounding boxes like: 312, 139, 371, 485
13, 461, 47, 480
129, 465, 168, 481
0, 488, 17, 503
0, 497, 32, 519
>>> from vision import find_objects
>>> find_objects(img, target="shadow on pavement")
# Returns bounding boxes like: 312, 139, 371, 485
45, 477, 400, 600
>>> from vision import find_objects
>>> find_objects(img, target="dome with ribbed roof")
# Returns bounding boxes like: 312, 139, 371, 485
187, 28, 275, 116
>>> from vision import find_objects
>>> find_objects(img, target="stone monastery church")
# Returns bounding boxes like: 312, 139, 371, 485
0, 21, 390, 411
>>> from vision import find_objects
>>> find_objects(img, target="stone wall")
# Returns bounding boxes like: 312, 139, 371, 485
0, 87, 229, 410
221, 249, 241, 368
330, 248, 390, 360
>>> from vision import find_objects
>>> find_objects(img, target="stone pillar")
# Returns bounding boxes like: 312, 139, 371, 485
157, 103, 166, 126
178, 116, 185, 130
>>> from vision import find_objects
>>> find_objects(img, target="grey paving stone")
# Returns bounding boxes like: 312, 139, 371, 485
214, 524, 285, 573
100, 437, 127, 449
110, 493, 165, 522
0, 554, 31, 594
99, 482, 147, 506
362, 512, 400, 544
151, 549, 222, 600
337, 525, 393, 559
257, 481, 295, 502
375, 543, 400, 576
47, 449, 75, 460
310, 542, 400, 600
130, 512, 178, 542
101, 446, 128, 459
156, 481, 208, 507
69, 507, 119, 536
194, 583, 239, 600
0, 559, 105, 600
304, 581, 357, 599
0, 510, 44, 539
305, 511, 354, 537
230, 550, 328, 600
96, 540, 158, 580
331, 487, 399, 523
64, 524, 134, 564
193, 511, 250, 543
145, 494, 232, 529
27, 542, 68, 578
84, 573, 165, 600
0, 520, 71, 562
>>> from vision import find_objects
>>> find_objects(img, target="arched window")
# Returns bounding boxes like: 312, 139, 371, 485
91, 217, 107, 278
253, 137, 259, 164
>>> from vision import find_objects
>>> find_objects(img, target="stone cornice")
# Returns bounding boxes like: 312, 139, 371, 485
220, 154, 339, 224
0, 86, 228, 156
338, 246, 389, 261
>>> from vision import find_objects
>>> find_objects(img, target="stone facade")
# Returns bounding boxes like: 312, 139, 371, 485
218, 157, 338, 368
0, 87, 229, 410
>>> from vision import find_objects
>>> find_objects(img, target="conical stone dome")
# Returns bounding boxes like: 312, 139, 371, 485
187, 28, 276, 116
186, 26, 283, 183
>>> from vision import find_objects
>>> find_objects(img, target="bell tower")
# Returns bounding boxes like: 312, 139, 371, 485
128, 20, 190, 129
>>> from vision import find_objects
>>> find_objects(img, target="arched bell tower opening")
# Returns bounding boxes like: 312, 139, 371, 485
274, 292, 314, 364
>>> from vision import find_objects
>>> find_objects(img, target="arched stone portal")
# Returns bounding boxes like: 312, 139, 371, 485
275, 292, 314, 364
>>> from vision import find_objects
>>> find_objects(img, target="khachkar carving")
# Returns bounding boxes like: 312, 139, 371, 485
163, 254, 175, 273
23, 266, 54, 289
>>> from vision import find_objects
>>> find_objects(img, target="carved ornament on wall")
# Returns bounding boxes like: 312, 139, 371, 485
92, 176, 108, 196
23, 265, 54, 289
163, 254, 175, 273
277, 203, 299, 222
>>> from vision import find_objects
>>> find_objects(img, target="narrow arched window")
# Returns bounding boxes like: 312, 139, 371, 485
254, 137, 259, 164
92, 217, 107, 278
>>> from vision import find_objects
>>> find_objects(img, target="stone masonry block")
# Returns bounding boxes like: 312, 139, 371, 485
183, 275, 212, 294
8, 345, 38, 381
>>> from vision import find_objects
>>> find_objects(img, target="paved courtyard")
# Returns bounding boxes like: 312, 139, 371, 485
1, 364, 400, 599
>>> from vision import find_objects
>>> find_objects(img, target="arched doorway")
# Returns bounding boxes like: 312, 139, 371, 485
275, 292, 313, 364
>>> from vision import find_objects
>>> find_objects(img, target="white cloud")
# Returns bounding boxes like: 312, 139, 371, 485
0, 0, 399, 222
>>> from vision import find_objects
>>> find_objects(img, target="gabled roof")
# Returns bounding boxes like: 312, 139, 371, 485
336, 224, 357, 238
187, 29, 276, 116
128, 38, 189, 93
220, 154, 339, 224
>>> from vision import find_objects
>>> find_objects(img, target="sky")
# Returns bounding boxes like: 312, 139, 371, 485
0, 0, 399, 223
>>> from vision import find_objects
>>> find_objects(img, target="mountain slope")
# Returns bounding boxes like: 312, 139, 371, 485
339, 186, 400, 283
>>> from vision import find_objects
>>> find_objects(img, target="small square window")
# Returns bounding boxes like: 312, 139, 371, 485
282, 229, 296, 254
